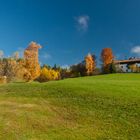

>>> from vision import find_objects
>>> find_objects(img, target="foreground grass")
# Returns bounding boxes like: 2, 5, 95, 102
0, 74, 139, 140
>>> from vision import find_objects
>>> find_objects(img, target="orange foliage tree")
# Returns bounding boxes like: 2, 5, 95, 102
101, 48, 114, 73
85, 53, 96, 75
24, 42, 42, 80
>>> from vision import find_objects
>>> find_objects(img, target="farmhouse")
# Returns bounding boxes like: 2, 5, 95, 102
114, 58, 140, 72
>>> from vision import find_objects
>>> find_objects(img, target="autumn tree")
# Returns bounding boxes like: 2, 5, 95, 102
101, 48, 114, 73
1, 58, 16, 81
37, 67, 60, 82
0, 58, 20, 81
127, 64, 140, 73
85, 53, 96, 75
24, 41, 42, 80
0, 44, 41, 82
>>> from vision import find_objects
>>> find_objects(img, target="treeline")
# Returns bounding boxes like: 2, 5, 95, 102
67, 48, 117, 77
37, 48, 117, 82
0, 42, 129, 83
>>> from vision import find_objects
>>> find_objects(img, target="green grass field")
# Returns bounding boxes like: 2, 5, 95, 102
0, 74, 139, 140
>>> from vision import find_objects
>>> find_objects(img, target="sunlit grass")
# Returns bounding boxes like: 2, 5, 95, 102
0, 74, 139, 140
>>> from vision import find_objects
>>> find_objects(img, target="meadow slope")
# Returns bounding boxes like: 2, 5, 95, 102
0, 74, 139, 140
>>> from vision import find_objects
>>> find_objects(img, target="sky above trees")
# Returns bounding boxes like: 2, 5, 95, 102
0, 0, 140, 67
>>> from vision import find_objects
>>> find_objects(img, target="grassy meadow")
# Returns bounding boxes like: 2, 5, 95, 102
0, 74, 139, 140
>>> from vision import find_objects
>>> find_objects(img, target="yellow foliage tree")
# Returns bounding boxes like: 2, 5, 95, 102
39, 67, 60, 82
85, 53, 96, 75
24, 42, 41, 80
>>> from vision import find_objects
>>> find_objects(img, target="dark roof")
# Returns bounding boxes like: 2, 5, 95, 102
114, 59, 140, 64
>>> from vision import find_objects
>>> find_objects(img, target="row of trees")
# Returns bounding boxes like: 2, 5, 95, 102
0, 45, 116, 83
69, 48, 115, 78
2, 41, 139, 83
0, 57, 30, 82
0, 42, 61, 83
40, 48, 116, 80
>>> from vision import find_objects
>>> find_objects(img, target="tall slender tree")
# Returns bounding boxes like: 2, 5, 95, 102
85, 53, 96, 75
101, 48, 114, 73
24, 42, 42, 79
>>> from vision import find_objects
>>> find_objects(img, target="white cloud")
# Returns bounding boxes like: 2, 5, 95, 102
131, 46, 140, 55
75, 15, 90, 31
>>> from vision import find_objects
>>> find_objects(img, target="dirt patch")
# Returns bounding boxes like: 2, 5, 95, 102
0, 101, 37, 108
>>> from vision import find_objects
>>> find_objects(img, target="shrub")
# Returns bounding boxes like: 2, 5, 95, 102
0, 76, 7, 84
37, 67, 60, 82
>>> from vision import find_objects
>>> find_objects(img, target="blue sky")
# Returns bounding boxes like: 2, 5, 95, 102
1, 0, 140, 67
